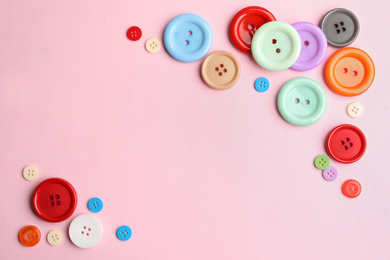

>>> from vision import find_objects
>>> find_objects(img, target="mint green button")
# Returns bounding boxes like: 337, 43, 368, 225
314, 155, 330, 170
277, 77, 327, 126
251, 21, 301, 71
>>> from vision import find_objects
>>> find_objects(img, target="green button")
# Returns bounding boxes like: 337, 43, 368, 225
277, 77, 327, 126
314, 155, 330, 170
251, 21, 301, 71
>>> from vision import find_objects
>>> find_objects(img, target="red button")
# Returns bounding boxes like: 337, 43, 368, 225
229, 6, 276, 54
127, 26, 142, 41
342, 179, 362, 198
326, 124, 367, 164
32, 178, 77, 222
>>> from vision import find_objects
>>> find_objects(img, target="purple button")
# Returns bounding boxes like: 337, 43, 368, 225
290, 22, 327, 71
322, 166, 338, 181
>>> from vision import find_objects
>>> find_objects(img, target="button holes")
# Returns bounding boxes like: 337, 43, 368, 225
184, 40, 189, 45
272, 39, 277, 44
344, 146, 348, 150
304, 41, 309, 46
223, 69, 227, 73
55, 195, 60, 199
220, 64, 224, 68
84, 226, 86, 229
215, 67, 219, 71
295, 98, 300, 103
123, 229, 126, 232
349, 143, 353, 147
342, 27, 346, 32
336, 29, 341, 34
49, 196, 54, 200
342, 68, 348, 74
276, 48, 281, 53
352, 71, 358, 76
123, 234, 126, 237
341, 141, 345, 145
81, 231, 84, 234
88, 228, 91, 231
86, 233, 89, 236
187, 31, 192, 36
56, 201, 60, 205
50, 202, 54, 206
340, 21, 344, 26
304, 100, 310, 105
218, 72, 222, 76
334, 23, 339, 28
346, 138, 350, 142
248, 24, 253, 30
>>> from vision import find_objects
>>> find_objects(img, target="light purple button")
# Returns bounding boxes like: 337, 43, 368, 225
322, 166, 338, 181
290, 22, 327, 71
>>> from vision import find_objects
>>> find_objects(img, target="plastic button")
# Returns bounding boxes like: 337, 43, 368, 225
322, 166, 338, 181
229, 6, 276, 54
314, 155, 330, 170
290, 22, 327, 71
116, 225, 132, 241
201, 51, 240, 90
321, 8, 359, 47
126, 26, 142, 41
88, 197, 103, 213
325, 47, 375, 96
254, 77, 269, 92
342, 179, 361, 198
69, 214, 103, 249
347, 102, 363, 118
47, 230, 63, 246
19, 225, 41, 247
252, 21, 301, 71
277, 77, 327, 126
32, 178, 77, 222
326, 124, 367, 164
23, 165, 39, 181
145, 38, 161, 54
164, 13, 212, 62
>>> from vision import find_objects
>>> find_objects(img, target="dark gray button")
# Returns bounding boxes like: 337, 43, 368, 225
320, 8, 359, 47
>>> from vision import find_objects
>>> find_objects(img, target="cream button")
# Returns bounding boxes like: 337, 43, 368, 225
145, 38, 161, 53
347, 102, 363, 118
47, 230, 63, 246
22, 165, 39, 181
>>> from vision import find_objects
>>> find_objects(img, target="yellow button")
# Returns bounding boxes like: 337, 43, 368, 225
145, 38, 161, 53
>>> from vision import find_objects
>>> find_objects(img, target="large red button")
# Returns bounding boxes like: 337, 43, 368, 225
32, 178, 77, 222
326, 124, 367, 164
229, 6, 276, 54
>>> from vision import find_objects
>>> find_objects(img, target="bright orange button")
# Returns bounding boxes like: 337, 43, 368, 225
325, 47, 375, 96
19, 225, 41, 247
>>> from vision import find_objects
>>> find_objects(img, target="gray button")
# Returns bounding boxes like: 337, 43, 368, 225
320, 8, 359, 47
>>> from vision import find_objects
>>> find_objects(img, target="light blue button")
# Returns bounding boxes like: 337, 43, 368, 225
116, 225, 132, 241
87, 197, 103, 213
254, 77, 270, 92
164, 13, 212, 62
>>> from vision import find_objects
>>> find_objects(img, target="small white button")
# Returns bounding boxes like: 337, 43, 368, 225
69, 214, 103, 248
47, 230, 63, 246
145, 38, 161, 53
347, 102, 363, 118
22, 165, 39, 181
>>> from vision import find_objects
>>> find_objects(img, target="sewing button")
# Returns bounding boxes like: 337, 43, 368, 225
277, 77, 327, 126
47, 230, 63, 246
116, 225, 132, 241
164, 13, 212, 62
32, 178, 77, 222
314, 155, 330, 170
252, 21, 301, 71
201, 51, 240, 90
19, 225, 41, 247
126, 26, 142, 41
254, 77, 270, 92
145, 38, 161, 53
69, 214, 103, 248
290, 22, 327, 71
347, 102, 363, 118
326, 124, 367, 164
229, 6, 276, 54
321, 8, 359, 47
88, 197, 103, 213
322, 166, 338, 181
342, 179, 361, 198
325, 47, 375, 96
22, 165, 39, 181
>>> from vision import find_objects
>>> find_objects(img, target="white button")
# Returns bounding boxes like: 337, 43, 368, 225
22, 165, 39, 181
47, 230, 63, 246
347, 102, 363, 118
69, 214, 103, 248
145, 38, 161, 53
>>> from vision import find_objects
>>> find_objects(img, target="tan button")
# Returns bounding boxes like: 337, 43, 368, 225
347, 102, 363, 118
47, 230, 63, 246
145, 38, 161, 53
201, 51, 241, 90
22, 165, 39, 181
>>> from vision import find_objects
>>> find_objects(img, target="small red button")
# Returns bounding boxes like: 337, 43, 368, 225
19, 225, 41, 247
326, 124, 367, 164
229, 6, 276, 54
127, 26, 142, 41
32, 178, 77, 222
342, 179, 362, 198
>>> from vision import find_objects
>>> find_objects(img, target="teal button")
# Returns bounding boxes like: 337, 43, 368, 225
251, 21, 301, 71
277, 77, 327, 126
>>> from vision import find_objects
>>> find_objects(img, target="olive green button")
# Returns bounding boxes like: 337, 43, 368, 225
314, 155, 330, 170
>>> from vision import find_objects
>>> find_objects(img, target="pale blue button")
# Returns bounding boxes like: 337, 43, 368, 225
164, 13, 212, 62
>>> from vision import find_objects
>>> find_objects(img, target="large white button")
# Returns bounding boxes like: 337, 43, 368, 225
69, 214, 103, 248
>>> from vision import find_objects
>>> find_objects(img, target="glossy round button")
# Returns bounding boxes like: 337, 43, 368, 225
277, 77, 327, 126
325, 47, 375, 96
342, 179, 362, 198
32, 178, 77, 222
254, 77, 269, 92
321, 8, 359, 47
252, 21, 301, 71
229, 6, 276, 54
164, 13, 212, 62
326, 124, 367, 164
69, 214, 103, 248
314, 155, 330, 170
126, 26, 142, 41
88, 197, 103, 213
322, 166, 338, 181
201, 51, 240, 90
347, 102, 363, 118
145, 38, 161, 54
23, 165, 39, 181
290, 22, 327, 71
47, 230, 63, 246
116, 225, 132, 241
19, 225, 41, 247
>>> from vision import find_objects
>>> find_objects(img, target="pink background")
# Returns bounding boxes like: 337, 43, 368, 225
1, 0, 389, 259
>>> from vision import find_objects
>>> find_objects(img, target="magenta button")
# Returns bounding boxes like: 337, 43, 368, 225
322, 166, 338, 181
290, 22, 327, 71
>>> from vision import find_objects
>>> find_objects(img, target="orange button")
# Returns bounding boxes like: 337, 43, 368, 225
325, 47, 375, 96
19, 225, 41, 247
